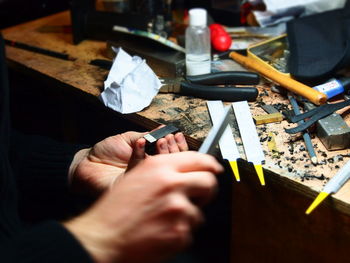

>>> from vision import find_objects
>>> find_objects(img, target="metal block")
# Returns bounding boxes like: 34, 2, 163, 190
304, 101, 350, 150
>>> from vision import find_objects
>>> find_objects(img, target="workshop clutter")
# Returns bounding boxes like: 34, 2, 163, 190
209, 23, 232, 52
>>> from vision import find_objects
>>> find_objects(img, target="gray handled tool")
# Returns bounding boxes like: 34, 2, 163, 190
199, 106, 231, 155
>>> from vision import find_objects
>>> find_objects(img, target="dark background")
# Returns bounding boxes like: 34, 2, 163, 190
0, 0, 71, 29
0, 0, 241, 30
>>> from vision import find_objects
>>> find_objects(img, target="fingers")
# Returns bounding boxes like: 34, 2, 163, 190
156, 138, 170, 154
134, 138, 146, 160
155, 151, 223, 174
165, 193, 204, 229
174, 133, 189, 151
127, 138, 146, 171
156, 132, 188, 154
144, 152, 221, 205
164, 193, 204, 248
119, 131, 147, 147
180, 171, 218, 206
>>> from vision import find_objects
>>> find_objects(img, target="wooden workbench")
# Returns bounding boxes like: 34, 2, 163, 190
3, 10, 350, 262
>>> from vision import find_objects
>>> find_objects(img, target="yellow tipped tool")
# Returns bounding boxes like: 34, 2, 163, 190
206, 101, 241, 182
305, 159, 350, 214
254, 164, 265, 186
306, 192, 329, 215
229, 161, 240, 182
232, 101, 266, 186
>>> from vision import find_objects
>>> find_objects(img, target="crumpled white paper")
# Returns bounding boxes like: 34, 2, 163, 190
100, 47, 161, 114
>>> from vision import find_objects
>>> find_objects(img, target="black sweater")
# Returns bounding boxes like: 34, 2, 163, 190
0, 34, 93, 262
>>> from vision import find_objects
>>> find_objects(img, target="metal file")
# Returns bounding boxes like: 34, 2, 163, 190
198, 106, 231, 155
206, 100, 241, 181
232, 101, 265, 185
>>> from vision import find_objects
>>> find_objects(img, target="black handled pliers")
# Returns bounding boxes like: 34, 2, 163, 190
159, 71, 260, 101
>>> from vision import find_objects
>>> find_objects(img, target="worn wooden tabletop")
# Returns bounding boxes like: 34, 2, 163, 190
3, 11, 350, 215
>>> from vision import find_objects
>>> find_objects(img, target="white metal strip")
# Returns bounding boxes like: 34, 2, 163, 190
206, 101, 240, 161
231, 101, 265, 164
198, 105, 231, 155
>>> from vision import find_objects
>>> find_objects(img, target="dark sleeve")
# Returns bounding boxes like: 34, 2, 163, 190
1, 221, 93, 263
9, 130, 92, 221
10, 130, 89, 197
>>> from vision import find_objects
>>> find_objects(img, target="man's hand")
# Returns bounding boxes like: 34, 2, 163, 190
69, 130, 188, 195
64, 151, 223, 263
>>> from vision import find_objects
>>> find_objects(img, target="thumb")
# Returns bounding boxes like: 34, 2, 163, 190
126, 138, 146, 171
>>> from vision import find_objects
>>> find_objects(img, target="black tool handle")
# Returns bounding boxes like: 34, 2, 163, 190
5, 39, 70, 61
180, 82, 258, 101
90, 59, 113, 70
186, 71, 260, 85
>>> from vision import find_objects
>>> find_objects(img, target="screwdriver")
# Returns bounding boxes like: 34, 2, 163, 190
306, 159, 350, 214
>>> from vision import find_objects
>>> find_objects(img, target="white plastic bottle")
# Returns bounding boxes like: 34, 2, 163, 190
185, 8, 211, 76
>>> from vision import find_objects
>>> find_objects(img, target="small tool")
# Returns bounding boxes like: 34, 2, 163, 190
198, 106, 231, 155
284, 99, 350, 134
288, 93, 318, 164
144, 125, 179, 154
306, 159, 350, 214
5, 38, 114, 70
159, 71, 260, 101
5, 39, 71, 61
206, 100, 241, 181
232, 101, 265, 185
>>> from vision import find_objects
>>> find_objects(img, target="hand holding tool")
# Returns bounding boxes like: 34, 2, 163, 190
159, 71, 260, 101
143, 125, 179, 155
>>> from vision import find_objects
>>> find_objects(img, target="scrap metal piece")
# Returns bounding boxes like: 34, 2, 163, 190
254, 112, 284, 125
267, 132, 280, 158
261, 104, 280, 114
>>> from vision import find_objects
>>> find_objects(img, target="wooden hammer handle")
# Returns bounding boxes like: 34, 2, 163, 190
229, 52, 327, 105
